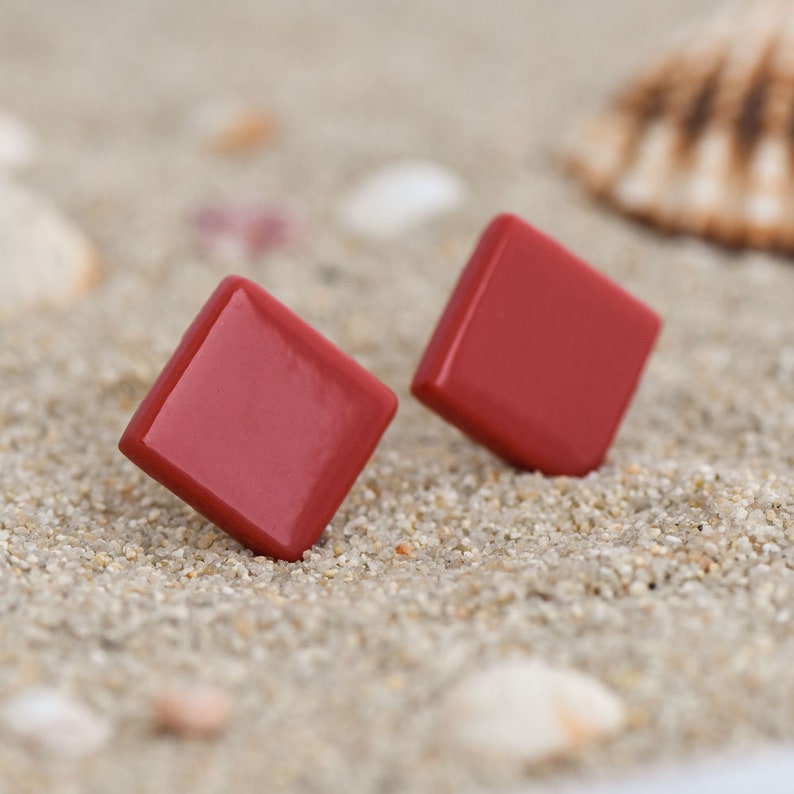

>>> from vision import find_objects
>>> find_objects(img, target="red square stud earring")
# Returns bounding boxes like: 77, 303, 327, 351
119, 276, 397, 562
412, 214, 662, 476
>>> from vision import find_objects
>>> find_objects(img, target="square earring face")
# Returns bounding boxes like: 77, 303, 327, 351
119, 276, 397, 561
412, 214, 661, 476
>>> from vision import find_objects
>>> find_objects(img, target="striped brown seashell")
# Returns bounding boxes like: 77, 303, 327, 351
0, 179, 99, 320
566, 0, 794, 253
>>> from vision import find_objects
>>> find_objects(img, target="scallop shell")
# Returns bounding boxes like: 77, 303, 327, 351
0, 179, 99, 319
566, 0, 794, 252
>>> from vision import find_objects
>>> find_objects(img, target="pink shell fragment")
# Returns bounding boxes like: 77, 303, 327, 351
191, 200, 298, 260
153, 686, 231, 738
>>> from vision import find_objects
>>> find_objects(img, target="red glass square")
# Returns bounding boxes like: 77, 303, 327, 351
119, 276, 397, 561
412, 214, 661, 476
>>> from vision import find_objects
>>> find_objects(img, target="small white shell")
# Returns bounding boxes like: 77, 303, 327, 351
0, 687, 112, 757
567, 0, 794, 253
0, 110, 36, 171
0, 179, 99, 319
440, 658, 626, 765
337, 160, 466, 239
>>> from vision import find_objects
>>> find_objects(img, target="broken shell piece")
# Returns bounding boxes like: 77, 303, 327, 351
0, 110, 36, 171
0, 179, 99, 320
338, 160, 466, 239
566, 0, 794, 253
440, 658, 626, 765
190, 199, 298, 261
0, 687, 112, 757
536, 748, 794, 794
153, 686, 232, 738
191, 100, 277, 154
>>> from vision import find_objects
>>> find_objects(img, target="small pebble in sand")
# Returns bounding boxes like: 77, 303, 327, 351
0, 687, 111, 757
191, 199, 297, 260
441, 658, 626, 764
0, 109, 36, 170
153, 686, 232, 738
337, 159, 466, 239
0, 180, 99, 320
191, 100, 277, 154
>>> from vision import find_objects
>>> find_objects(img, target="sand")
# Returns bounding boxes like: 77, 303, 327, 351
1, 0, 793, 791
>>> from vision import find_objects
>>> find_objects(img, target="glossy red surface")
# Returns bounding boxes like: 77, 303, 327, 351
119, 276, 397, 561
412, 214, 662, 476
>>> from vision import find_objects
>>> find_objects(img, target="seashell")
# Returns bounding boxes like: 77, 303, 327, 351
152, 686, 232, 738
439, 658, 626, 765
0, 179, 99, 319
0, 109, 36, 171
0, 686, 112, 757
337, 160, 466, 239
190, 100, 277, 154
190, 198, 298, 260
566, 0, 794, 253
532, 747, 794, 794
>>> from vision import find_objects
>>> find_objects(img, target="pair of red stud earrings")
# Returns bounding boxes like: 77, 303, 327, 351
119, 213, 662, 562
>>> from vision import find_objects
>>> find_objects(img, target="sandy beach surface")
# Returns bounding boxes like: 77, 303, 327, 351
1, 0, 793, 791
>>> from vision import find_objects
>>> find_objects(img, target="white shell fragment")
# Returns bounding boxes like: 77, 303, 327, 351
533, 747, 794, 794
0, 687, 112, 757
441, 658, 626, 765
0, 110, 36, 171
153, 686, 232, 738
338, 160, 466, 239
0, 179, 99, 319
566, 0, 794, 253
